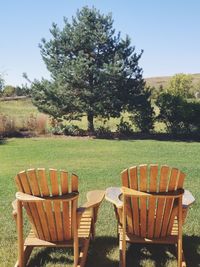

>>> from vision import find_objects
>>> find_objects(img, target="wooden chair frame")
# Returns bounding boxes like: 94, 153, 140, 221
120, 187, 184, 267
12, 169, 105, 267
105, 164, 195, 267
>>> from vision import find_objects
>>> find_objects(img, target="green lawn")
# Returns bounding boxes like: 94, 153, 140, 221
0, 137, 199, 267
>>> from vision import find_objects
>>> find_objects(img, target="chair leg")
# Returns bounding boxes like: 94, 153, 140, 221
177, 239, 183, 267
14, 246, 33, 267
17, 201, 24, 267
119, 238, 126, 267
74, 236, 79, 267
78, 239, 90, 267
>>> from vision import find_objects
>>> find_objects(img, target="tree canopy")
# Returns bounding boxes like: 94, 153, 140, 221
32, 6, 153, 132
167, 73, 193, 98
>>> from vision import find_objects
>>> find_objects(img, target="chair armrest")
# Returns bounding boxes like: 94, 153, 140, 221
105, 187, 123, 208
16, 192, 43, 202
12, 199, 17, 219
16, 191, 79, 202
78, 190, 105, 211
105, 187, 194, 209
182, 190, 195, 209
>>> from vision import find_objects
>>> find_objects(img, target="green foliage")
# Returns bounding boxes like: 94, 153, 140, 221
0, 74, 4, 93
116, 117, 133, 136
62, 124, 85, 136
130, 88, 155, 133
15, 85, 30, 96
2, 85, 16, 97
167, 73, 193, 98
31, 6, 150, 132
156, 93, 200, 134
95, 125, 112, 138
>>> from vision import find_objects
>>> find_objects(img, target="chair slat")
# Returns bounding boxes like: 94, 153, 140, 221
139, 165, 148, 191
60, 171, 70, 239
121, 169, 129, 187
147, 165, 158, 238
28, 203, 45, 240
63, 202, 71, 240
54, 201, 64, 241
36, 202, 51, 240
15, 175, 24, 192
147, 198, 156, 238
18, 171, 32, 194
38, 169, 50, 197
61, 171, 68, 194
159, 166, 170, 192
129, 167, 138, 190
44, 201, 57, 241
153, 198, 165, 238
27, 169, 41, 196
161, 168, 179, 237
149, 165, 158, 192
129, 167, 139, 235
154, 166, 170, 238
139, 165, 147, 237
50, 169, 59, 196
121, 169, 133, 233
71, 174, 78, 192
177, 171, 185, 189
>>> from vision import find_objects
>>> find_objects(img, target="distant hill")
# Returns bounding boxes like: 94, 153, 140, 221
145, 73, 200, 88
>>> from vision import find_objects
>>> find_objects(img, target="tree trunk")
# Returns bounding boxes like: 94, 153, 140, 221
87, 113, 94, 134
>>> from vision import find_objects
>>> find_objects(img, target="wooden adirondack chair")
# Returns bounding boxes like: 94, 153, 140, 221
12, 168, 105, 267
105, 164, 195, 267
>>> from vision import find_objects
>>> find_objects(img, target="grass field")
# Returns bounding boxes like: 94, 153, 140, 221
0, 137, 199, 267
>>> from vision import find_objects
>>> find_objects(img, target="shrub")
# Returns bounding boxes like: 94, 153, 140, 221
116, 118, 133, 136
36, 114, 47, 134
0, 115, 17, 136
130, 92, 155, 133
62, 125, 85, 136
95, 126, 113, 139
156, 93, 200, 134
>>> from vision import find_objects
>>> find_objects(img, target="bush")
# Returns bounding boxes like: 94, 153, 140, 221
0, 115, 17, 136
156, 93, 200, 134
130, 90, 155, 133
116, 118, 133, 136
62, 125, 85, 136
95, 126, 113, 139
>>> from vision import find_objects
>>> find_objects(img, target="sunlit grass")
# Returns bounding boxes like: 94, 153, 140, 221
0, 137, 199, 266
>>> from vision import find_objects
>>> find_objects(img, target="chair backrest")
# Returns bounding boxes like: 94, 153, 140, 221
121, 164, 185, 239
15, 168, 79, 242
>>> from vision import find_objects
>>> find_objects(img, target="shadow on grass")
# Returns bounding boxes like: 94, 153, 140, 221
126, 235, 200, 267
183, 235, 200, 267
27, 236, 118, 267
26, 235, 200, 267
95, 132, 200, 142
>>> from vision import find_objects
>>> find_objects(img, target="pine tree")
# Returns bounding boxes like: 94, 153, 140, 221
32, 7, 152, 133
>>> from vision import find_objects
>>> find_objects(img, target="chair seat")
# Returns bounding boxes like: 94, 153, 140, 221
25, 210, 92, 247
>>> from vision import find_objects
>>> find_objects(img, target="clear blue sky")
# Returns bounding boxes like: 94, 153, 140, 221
1, 0, 200, 86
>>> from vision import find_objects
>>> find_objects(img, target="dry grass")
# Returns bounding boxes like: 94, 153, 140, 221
145, 73, 200, 89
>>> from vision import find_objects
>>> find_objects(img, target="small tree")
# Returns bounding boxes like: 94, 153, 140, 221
167, 73, 193, 98
0, 74, 4, 96
2, 85, 16, 97
31, 7, 153, 133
